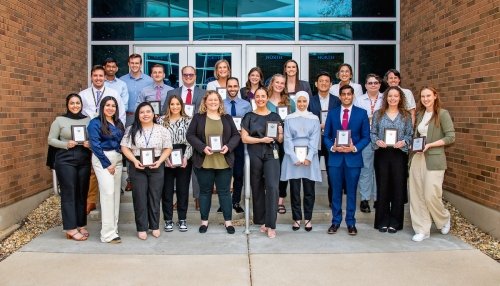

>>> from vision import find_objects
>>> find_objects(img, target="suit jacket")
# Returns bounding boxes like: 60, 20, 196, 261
308, 93, 342, 120
186, 113, 241, 168
323, 105, 370, 168
163, 86, 205, 114
411, 109, 455, 170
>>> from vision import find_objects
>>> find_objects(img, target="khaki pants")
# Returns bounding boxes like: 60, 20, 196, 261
87, 171, 99, 205
409, 153, 450, 235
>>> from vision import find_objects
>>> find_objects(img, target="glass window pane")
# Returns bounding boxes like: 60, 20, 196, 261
91, 45, 130, 78
194, 22, 294, 41
299, 22, 395, 40
299, 0, 395, 17
92, 0, 189, 17
308, 53, 345, 90
194, 0, 294, 17
358, 45, 396, 92
255, 53, 292, 86
144, 53, 181, 88
92, 22, 188, 41
195, 53, 232, 89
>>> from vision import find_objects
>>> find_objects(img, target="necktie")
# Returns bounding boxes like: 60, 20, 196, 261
96, 90, 102, 103
230, 100, 236, 116
186, 88, 192, 105
342, 109, 349, 130
155, 85, 161, 100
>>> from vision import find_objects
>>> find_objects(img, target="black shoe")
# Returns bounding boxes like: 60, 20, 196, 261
217, 207, 222, 213
360, 200, 371, 213
348, 225, 358, 236
304, 220, 312, 232
388, 227, 397, 234
327, 224, 340, 234
199, 224, 208, 233
225, 225, 235, 234
379, 226, 388, 233
233, 203, 244, 213
292, 221, 301, 231
108, 236, 122, 244
373, 201, 378, 209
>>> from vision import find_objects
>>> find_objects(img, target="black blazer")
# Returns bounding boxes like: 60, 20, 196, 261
308, 93, 341, 120
186, 113, 241, 168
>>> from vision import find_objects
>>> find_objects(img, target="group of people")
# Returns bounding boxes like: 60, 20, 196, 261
48, 54, 455, 243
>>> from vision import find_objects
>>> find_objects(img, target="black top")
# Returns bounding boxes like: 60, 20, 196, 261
241, 111, 282, 157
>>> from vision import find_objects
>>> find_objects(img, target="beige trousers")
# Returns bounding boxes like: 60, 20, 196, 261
92, 151, 122, 243
409, 153, 450, 235
87, 171, 99, 205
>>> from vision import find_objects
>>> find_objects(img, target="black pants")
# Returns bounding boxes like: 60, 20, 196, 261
374, 148, 408, 230
250, 153, 280, 229
231, 141, 245, 204
278, 142, 288, 198
195, 167, 233, 221
129, 162, 164, 231
319, 138, 332, 204
290, 178, 316, 221
55, 146, 91, 230
162, 160, 192, 221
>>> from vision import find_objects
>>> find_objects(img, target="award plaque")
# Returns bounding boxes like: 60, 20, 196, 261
170, 149, 183, 167
208, 135, 223, 152
277, 106, 289, 120
184, 104, 194, 117
250, 99, 257, 110
140, 148, 155, 166
71, 125, 87, 144
149, 101, 161, 116
265, 121, 279, 138
384, 128, 398, 146
232, 116, 242, 131
216, 87, 227, 100
294, 146, 308, 163
321, 110, 328, 123
412, 136, 426, 152
336, 130, 351, 147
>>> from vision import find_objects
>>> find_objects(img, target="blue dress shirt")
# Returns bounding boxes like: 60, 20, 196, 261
119, 73, 154, 112
88, 117, 124, 169
105, 77, 130, 110
136, 83, 174, 111
223, 97, 252, 117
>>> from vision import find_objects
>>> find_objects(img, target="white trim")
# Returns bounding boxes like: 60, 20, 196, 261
87, 0, 92, 87
354, 44, 359, 83
91, 40, 397, 45
396, 0, 401, 70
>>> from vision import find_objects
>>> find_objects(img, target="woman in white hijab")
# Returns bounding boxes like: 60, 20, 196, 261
280, 91, 322, 232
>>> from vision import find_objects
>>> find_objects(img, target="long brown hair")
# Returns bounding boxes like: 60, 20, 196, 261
245, 67, 265, 91
267, 74, 290, 106
199, 90, 226, 115
283, 59, 300, 92
417, 86, 442, 127
376, 86, 409, 121
162, 94, 188, 128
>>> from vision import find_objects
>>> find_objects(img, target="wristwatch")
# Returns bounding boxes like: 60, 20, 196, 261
352, 146, 357, 153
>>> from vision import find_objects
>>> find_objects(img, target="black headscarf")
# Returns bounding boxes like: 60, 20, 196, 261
63, 93, 87, 119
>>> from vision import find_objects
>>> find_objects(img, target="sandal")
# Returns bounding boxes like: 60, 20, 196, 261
78, 227, 89, 237
305, 220, 312, 232
259, 225, 268, 233
267, 228, 276, 239
277, 204, 286, 214
292, 221, 301, 231
66, 231, 87, 241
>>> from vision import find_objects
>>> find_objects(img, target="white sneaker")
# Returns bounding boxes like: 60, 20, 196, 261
441, 218, 451, 235
412, 233, 430, 242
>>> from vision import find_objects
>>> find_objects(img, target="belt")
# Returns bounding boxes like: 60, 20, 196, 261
126, 112, 134, 115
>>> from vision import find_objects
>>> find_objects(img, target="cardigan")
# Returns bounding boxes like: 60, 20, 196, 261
186, 113, 241, 168
412, 109, 455, 170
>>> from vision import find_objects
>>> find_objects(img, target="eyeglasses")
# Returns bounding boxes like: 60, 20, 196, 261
366, 82, 380, 85
182, 73, 195, 78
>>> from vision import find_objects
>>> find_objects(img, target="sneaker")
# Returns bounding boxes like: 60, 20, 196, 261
164, 220, 174, 232
178, 220, 188, 232
412, 233, 430, 242
233, 203, 244, 213
441, 218, 451, 235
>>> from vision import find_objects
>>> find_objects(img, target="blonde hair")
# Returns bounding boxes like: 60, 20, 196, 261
199, 90, 226, 115
214, 59, 231, 79
267, 74, 290, 106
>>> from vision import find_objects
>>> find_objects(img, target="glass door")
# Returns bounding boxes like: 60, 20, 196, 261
134, 46, 187, 88
246, 46, 300, 86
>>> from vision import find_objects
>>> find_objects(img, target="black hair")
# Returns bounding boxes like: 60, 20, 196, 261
129, 102, 157, 145
98, 96, 124, 135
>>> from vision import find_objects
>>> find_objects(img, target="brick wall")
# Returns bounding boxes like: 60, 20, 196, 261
401, 1, 499, 210
0, 1, 87, 207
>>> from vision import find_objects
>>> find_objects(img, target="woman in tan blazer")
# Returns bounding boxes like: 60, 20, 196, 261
409, 86, 455, 242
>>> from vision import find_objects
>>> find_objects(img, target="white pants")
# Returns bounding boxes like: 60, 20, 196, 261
92, 151, 122, 242
409, 153, 450, 235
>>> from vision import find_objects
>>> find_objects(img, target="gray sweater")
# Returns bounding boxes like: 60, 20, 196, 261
48, 116, 91, 149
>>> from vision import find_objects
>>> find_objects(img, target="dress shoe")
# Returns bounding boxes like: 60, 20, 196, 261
199, 224, 208, 233
388, 227, 397, 234
441, 217, 451, 235
225, 224, 235, 234
327, 224, 340, 234
233, 203, 244, 213
412, 233, 430, 242
360, 200, 371, 213
86, 203, 96, 214
292, 221, 301, 231
347, 225, 358, 236
379, 226, 388, 233
304, 220, 312, 232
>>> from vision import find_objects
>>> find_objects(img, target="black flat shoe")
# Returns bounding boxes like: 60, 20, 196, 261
304, 220, 312, 232
379, 226, 388, 233
199, 224, 208, 233
388, 227, 397, 234
225, 225, 235, 234
292, 221, 301, 231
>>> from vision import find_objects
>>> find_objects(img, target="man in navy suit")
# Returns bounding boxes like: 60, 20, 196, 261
308, 71, 341, 208
323, 85, 370, 235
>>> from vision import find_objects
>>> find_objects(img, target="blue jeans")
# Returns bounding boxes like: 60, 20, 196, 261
358, 144, 376, 201
194, 167, 233, 221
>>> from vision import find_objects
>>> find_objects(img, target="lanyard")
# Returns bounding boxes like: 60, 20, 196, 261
92, 87, 106, 113
369, 95, 379, 117
143, 125, 154, 147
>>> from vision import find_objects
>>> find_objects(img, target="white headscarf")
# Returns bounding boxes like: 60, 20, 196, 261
285, 91, 319, 121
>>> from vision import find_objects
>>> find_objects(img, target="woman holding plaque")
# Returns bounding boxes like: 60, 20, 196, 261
329, 63, 363, 98
267, 74, 296, 214
280, 91, 321, 232
88, 96, 125, 243
206, 59, 231, 96
158, 95, 193, 232
409, 86, 455, 242
370, 86, 413, 233
283, 59, 312, 97
186, 90, 240, 234
121, 102, 172, 240
241, 67, 265, 102
48, 93, 91, 241
241, 87, 283, 238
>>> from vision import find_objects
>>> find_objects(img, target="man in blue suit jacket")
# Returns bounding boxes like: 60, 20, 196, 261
323, 85, 370, 235
308, 71, 341, 207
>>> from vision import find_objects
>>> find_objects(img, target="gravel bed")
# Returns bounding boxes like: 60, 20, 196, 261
1, 195, 498, 262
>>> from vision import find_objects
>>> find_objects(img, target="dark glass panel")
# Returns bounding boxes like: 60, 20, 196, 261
91, 45, 130, 78
193, 0, 294, 17
358, 45, 396, 93
144, 53, 181, 88
299, 0, 395, 17
194, 22, 294, 41
308, 53, 345, 91
255, 53, 292, 86
299, 22, 395, 40
92, 0, 189, 17
92, 22, 188, 41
